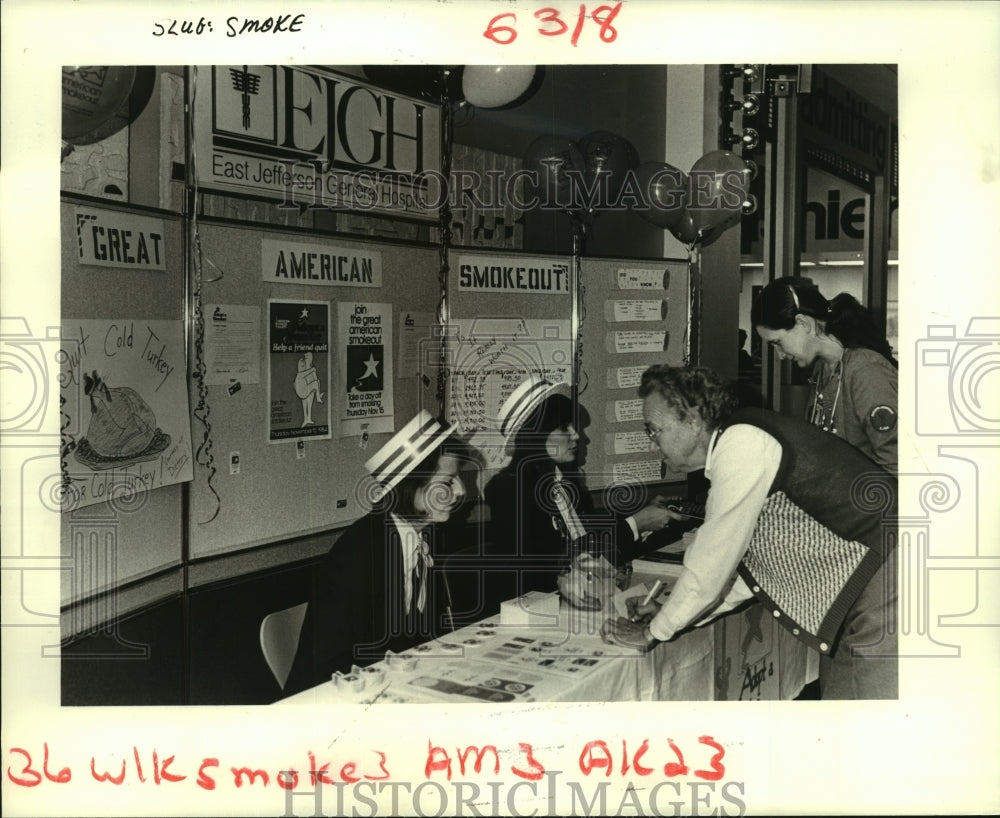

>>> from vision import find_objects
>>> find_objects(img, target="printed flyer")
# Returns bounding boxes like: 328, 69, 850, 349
204, 304, 261, 387
338, 301, 394, 437
267, 300, 331, 442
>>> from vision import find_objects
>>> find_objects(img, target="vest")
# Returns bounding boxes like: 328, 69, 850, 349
719, 408, 896, 655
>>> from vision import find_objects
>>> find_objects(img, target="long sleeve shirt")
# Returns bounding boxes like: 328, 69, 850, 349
648, 425, 781, 642
811, 347, 898, 472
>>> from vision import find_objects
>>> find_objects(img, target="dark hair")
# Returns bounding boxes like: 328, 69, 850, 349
751, 276, 897, 366
511, 393, 576, 462
638, 365, 739, 431
389, 431, 475, 515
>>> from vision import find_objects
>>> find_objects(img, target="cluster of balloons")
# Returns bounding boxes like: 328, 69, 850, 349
634, 150, 756, 248
522, 130, 638, 228
362, 65, 538, 109
523, 127, 755, 248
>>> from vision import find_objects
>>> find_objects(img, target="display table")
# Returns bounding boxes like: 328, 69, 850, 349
280, 611, 714, 705
278, 573, 817, 705
712, 600, 820, 701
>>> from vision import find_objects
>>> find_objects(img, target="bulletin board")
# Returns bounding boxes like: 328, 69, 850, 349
446, 249, 575, 482
187, 222, 441, 558
59, 201, 188, 602
578, 255, 690, 490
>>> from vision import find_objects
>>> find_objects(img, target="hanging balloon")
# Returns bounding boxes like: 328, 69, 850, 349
65, 66, 156, 152
633, 162, 688, 231
523, 135, 587, 217
685, 149, 753, 244
670, 210, 701, 246
363, 65, 464, 103
577, 130, 639, 213
462, 65, 536, 109
62, 66, 137, 141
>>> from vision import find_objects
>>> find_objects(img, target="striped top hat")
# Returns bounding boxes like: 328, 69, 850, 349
365, 410, 457, 493
498, 376, 571, 443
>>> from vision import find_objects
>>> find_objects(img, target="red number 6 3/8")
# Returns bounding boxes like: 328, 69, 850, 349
483, 4, 621, 46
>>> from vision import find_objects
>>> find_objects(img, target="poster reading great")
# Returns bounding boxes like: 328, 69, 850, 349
338, 301, 394, 437
58, 319, 193, 509
267, 300, 331, 442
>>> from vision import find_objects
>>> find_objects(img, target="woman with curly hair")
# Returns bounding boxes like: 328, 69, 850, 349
603, 365, 897, 700
752, 276, 898, 472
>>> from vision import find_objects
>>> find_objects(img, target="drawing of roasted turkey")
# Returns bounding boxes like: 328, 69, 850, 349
73, 371, 170, 469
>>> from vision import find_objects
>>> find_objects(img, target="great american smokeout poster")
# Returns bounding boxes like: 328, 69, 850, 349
58, 319, 193, 509
456, 252, 572, 295
267, 300, 331, 442
338, 301, 394, 437
261, 238, 383, 288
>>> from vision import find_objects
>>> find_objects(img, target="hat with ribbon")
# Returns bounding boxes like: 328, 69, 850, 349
497, 376, 572, 447
364, 410, 457, 497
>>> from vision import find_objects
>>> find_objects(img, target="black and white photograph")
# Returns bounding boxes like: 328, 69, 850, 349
2, 2, 998, 816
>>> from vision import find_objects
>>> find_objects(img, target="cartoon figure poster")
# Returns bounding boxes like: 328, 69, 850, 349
267, 300, 331, 443
338, 301, 394, 437
58, 319, 194, 509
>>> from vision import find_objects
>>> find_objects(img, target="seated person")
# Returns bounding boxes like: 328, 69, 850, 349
483, 377, 677, 608
285, 410, 472, 694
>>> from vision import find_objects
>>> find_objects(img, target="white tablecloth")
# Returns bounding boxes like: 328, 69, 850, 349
278, 576, 815, 706
279, 585, 716, 705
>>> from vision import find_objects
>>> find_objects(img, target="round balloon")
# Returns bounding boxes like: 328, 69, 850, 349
672, 209, 734, 248
577, 130, 639, 210
670, 211, 701, 246
523, 135, 586, 215
65, 66, 156, 148
633, 162, 688, 230
685, 150, 752, 242
62, 67, 136, 140
462, 65, 536, 109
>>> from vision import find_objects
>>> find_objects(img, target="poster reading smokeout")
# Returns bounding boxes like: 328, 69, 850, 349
338, 301, 394, 437
267, 300, 331, 442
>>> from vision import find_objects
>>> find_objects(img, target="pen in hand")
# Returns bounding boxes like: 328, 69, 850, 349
631, 579, 664, 622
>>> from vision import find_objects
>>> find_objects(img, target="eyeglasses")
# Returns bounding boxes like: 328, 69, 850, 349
644, 423, 663, 441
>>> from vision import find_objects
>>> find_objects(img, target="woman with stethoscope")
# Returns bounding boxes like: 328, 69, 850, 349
752, 276, 898, 472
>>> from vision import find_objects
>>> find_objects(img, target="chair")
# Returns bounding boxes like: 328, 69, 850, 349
259, 602, 308, 691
